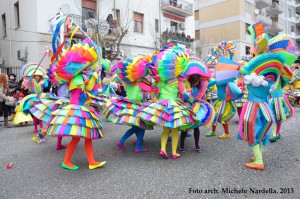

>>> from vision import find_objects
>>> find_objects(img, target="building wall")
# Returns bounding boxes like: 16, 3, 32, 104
0, 0, 81, 68
194, 0, 300, 61
98, 0, 195, 58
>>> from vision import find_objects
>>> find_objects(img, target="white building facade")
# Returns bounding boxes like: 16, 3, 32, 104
0, 0, 195, 73
0, 0, 81, 71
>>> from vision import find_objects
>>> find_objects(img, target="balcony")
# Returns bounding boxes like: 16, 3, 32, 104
266, 2, 284, 16
256, 14, 272, 26
161, 30, 195, 49
296, 34, 300, 41
296, 16, 300, 25
255, 0, 272, 9
297, 0, 300, 11
161, 0, 193, 17
266, 22, 283, 34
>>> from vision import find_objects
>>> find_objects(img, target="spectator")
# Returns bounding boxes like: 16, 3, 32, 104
8, 73, 18, 117
0, 73, 11, 127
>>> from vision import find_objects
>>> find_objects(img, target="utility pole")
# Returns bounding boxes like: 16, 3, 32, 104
113, 0, 116, 19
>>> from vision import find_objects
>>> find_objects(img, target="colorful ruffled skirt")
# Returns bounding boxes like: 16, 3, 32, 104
103, 96, 152, 130
268, 96, 294, 123
191, 100, 215, 128
137, 99, 198, 131
46, 104, 103, 139
29, 93, 103, 139
238, 101, 274, 146
213, 100, 236, 124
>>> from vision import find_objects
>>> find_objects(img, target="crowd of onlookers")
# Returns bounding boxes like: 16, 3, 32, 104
0, 72, 54, 128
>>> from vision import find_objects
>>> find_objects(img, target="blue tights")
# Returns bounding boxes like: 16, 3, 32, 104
119, 126, 146, 150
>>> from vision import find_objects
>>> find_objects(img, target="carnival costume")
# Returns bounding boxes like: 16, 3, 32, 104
137, 45, 198, 159
19, 63, 49, 143
238, 21, 284, 170
267, 35, 298, 142
104, 55, 153, 152
206, 57, 242, 139
179, 58, 215, 152
29, 17, 106, 170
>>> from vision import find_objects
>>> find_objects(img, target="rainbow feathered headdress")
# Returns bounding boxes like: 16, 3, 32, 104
184, 57, 211, 78
52, 40, 99, 83
268, 34, 299, 66
148, 44, 190, 81
241, 53, 284, 83
21, 63, 48, 78
113, 54, 151, 84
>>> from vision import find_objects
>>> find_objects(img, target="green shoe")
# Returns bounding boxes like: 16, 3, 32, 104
61, 162, 79, 170
269, 137, 277, 143
206, 131, 216, 137
276, 134, 281, 139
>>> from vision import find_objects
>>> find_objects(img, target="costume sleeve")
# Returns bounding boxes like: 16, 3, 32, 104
86, 72, 98, 91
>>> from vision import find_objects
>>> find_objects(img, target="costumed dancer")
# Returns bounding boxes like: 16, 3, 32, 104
267, 35, 298, 142
238, 21, 284, 170
30, 17, 106, 170
104, 55, 153, 152
138, 44, 198, 159
179, 58, 215, 152
20, 63, 49, 143
206, 57, 242, 139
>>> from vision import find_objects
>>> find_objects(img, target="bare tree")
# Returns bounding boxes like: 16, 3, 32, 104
147, 16, 160, 51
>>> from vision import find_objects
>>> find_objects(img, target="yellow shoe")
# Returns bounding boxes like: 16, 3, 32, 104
218, 134, 231, 139
88, 161, 106, 170
32, 136, 40, 143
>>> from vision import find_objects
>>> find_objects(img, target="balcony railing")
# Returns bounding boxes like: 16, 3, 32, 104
255, 0, 272, 9
296, 16, 300, 24
161, 30, 195, 48
266, 2, 284, 16
266, 21, 284, 34
297, 0, 300, 10
161, 0, 193, 17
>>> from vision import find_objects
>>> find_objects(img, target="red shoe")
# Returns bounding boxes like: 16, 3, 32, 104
244, 162, 264, 170
116, 141, 126, 151
134, 148, 148, 153
171, 154, 180, 159
159, 150, 169, 159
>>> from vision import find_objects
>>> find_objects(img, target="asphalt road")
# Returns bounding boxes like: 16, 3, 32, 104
0, 108, 299, 199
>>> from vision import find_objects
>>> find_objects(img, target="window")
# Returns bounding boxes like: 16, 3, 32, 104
170, 21, 178, 32
2, 13, 6, 36
14, 1, 20, 27
194, 10, 199, 21
291, 25, 295, 33
245, 23, 250, 34
195, 30, 200, 40
245, 1, 251, 13
288, 8, 292, 18
133, 12, 144, 33
155, 19, 159, 33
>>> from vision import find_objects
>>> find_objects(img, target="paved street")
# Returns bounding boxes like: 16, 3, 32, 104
0, 108, 300, 199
